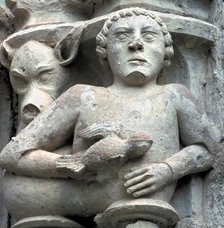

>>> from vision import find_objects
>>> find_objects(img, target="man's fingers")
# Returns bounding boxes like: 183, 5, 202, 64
132, 186, 157, 198
124, 172, 152, 187
56, 158, 67, 163
126, 178, 154, 194
124, 168, 148, 180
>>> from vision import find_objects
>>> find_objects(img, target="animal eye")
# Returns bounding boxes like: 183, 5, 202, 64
39, 72, 51, 83
10, 72, 29, 94
38, 70, 53, 84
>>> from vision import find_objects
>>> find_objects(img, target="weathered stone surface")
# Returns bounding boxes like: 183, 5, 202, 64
6, 0, 87, 30
0, 1, 223, 227
95, 199, 179, 228
0, 65, 12, 228
85, 0, 211, 21
203, 1, 224, 227
0, 6, 13, 42
0, 5, 13, 228
12, 216, 84, 228
0, 7, 222, 228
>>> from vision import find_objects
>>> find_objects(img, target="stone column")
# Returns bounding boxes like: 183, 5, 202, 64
0, 5, 13, 228
204, 1, 224, 227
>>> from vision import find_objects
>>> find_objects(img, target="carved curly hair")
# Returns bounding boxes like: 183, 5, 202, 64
96, 7, 174, 68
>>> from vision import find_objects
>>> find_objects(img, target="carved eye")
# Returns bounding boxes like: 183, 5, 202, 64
142, 32, 155, 41
115, 32, 130, 41
39, 72, 51, 84
10, 71, 29, 94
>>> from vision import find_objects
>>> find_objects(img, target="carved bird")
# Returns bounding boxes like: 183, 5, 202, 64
56, 121, 153, 175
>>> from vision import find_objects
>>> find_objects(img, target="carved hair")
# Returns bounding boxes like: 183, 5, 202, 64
96, 7, 174, 68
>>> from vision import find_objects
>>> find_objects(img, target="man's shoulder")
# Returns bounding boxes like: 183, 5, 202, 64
162, 84, 200, 112
162, 83, 193, 99
66, 84, 107, 96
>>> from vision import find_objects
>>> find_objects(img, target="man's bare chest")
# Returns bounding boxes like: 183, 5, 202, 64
77, 92, 177, 134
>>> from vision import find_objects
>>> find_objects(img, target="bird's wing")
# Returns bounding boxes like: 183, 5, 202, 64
78, 120, 123, 139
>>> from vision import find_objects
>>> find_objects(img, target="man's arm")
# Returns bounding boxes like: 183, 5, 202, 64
124, 84, 221, 198
124, 145, 212, 198
169, 84, 222, 154
0, 85, 82, 178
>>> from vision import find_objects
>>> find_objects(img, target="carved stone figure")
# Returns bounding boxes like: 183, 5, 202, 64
0, 8, 221, 228
56, 121, 153, 178
6, 0, 87, 30
4, 24, 85, 132
9, 40, 72, 132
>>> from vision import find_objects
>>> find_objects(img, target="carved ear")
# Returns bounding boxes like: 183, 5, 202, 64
5, 0, 17, 10
0, 41, 14, 69
54, 23, 86, 66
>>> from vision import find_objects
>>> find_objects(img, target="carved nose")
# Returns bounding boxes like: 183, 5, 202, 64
128, 39, 144, 51
22, 104, 40, 124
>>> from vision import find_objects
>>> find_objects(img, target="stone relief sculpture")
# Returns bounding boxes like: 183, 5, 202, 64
10, 40, 75, 132
0, 6, 222, 228
5, 0, 87, 30
2, 24, 85, 132
56, 121, 153, 178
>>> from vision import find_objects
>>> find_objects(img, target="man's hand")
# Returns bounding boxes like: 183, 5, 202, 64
124, 162, 173, 198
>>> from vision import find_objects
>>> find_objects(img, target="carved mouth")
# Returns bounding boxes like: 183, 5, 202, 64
128, 58, 147, 64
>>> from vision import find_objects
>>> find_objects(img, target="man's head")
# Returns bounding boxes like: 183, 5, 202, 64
96, 8, 174, 86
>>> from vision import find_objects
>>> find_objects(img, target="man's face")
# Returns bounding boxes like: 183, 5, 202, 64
107, 14, 166, 86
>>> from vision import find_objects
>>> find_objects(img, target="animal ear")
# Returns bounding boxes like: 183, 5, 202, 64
6, 0, 17, 10
54, 23, 86, 66
0, 41, 14, 69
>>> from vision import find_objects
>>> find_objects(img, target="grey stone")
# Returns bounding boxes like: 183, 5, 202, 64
0, 1, 223, 228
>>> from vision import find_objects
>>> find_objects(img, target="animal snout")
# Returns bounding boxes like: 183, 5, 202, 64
22, 104, 41, 124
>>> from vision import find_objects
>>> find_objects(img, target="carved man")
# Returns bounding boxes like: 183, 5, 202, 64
0, 8, 221, 228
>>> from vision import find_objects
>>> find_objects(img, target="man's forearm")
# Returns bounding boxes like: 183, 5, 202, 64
164, 145, 213, 181
0, 148, 73, 179
13, 150, 62, 178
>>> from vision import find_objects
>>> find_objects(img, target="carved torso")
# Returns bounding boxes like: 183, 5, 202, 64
73, 85, 180, 172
